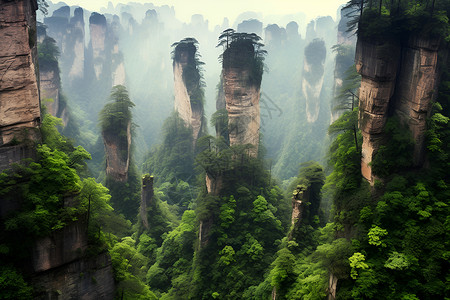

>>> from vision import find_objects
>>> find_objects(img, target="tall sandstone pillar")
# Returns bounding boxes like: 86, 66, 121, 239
0, 0, 41, 170
356, 34, 441, 184
223, 40, 261, 156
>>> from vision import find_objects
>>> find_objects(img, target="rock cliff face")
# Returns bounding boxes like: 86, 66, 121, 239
223, 42, 261, 156
356, 35, 440, 183
0, 0, 40, 170
111, 15, 126, 86
356, 38, 401, 183
89, 13, 107, 81
32, 251, 115, 299
393, 35, 441, 165
67, 7, 85, 83
39, 68, 60, 116
303, 39, 326, 123
332, 7, 357, 122
103, 121, 132, 182
44, 6, 85, 90
173, 41, 204, 144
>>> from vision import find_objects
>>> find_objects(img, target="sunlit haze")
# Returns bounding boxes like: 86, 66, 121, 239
59, 0, 348, 27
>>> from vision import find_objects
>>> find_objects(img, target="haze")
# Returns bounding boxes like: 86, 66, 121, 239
59, 0, 347, 27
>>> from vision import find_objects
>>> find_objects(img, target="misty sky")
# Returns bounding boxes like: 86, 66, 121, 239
60, 0, 348, 26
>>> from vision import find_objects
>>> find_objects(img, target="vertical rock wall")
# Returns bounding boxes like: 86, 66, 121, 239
0, 0, 40, 170
39, 68, 60, 116
89, 13, 107, 81
356, 38, 401, 183
223, 42, 261, 156
302, 39, 326, 123
103, 120, 131, 182
393, 35, 441, 166
67, 7, 85, 83
356, 34, 440, 183
173, 42, 204, 144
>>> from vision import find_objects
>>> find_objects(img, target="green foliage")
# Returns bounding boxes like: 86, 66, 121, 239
99, 85, 135, 138
187, 141, 288, 299
110, 237, 157, 299
303, 39, 326, 84
171, 38, 206, 106
146, 210, 196, 295
143, 112, 196, 208
38, 36, 59, 72
219, 29, 267, 86
346, 0, 450, 40
367, 225, 388, 247
105, 164, 141, 222
349, 252, 369, 279
1, 144, 81, 238
0, 266, 33, 299
370, 117, 414, 177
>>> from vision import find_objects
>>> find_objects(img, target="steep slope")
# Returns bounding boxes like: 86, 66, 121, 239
0, 0, 41, 170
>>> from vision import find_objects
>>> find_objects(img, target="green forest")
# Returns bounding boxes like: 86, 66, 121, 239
0, 0, 449, 299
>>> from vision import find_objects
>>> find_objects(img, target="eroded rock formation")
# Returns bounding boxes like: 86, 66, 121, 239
332, 7, 357, 122
356, 38, 401, 183
393, 35, 440, 166
111, 15, 126, 86
303, 39, 326, 123
223, 39, 262, 156
32, 251, 114, 299
89, 13, 107, 80
0, 0, 40, 170
356, 34, 440, 183
173, 39, 204, 144
67, 7, 85, 83
103, 120, 132, 182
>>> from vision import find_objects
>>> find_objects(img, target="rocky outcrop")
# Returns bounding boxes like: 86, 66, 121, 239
67, 7, 85, 83
140, 174, 154, 230
356, 34, 440, 183
32, 251, 115, 299
223, 40, 262, 156
356, 38, 401, 183
393, 35, 440, 166
39, 69, 60, 116
0, 0, 40, 170
103, 121, 131, 182
111, 15, 126, 86
237, 19, 263, 36
44, 6, 85, 90
173, 39, 204, 144
332, 7, 357, 122
303, 39, 326, 123
89, 13, 107, 80
291, 185, 309, 226
264, 24, 287, 47
32, 218, 88, 272
37, 33, 61, 117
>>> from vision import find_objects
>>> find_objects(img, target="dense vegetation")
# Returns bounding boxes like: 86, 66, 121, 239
3, 0, 450, 298
100, 85, 140, 221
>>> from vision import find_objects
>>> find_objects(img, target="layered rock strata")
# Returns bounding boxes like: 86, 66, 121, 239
356, 35, 440, 183
89, 13, 107, 80
223, 41, 261, 156
356, 38, 401, 183
103, 120, 132, 182
0, 0, 40, 170
173, 41, 204, 144
32, 251, 114, 299
393, 35, 441, 166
